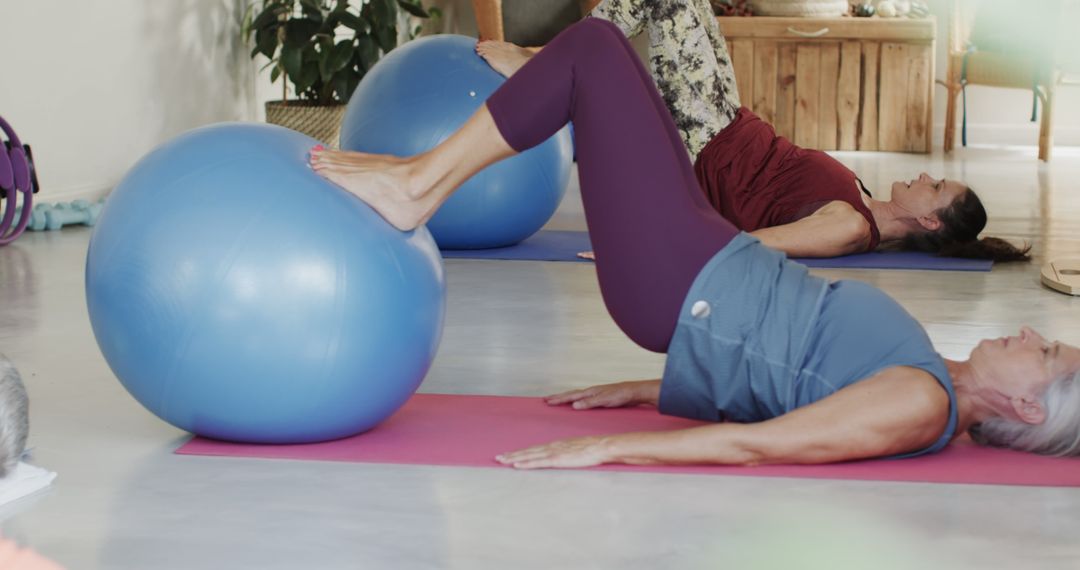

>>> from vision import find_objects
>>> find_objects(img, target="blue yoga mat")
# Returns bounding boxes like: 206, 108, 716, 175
440, 230, 590, 263
440, 231, 993, 271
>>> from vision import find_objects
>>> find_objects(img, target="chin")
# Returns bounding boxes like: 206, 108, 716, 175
890, 180, 906, 196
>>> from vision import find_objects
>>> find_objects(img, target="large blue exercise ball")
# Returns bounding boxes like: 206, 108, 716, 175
340, 34, 573, 250
85, 123, 446, 444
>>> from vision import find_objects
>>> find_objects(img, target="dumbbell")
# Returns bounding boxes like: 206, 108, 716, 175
23, 199, 104, 231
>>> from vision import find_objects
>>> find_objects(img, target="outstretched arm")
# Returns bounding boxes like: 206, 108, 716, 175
496, 367, 950, 469
750, 201, 872, 258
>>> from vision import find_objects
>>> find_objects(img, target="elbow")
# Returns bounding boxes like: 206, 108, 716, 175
727, 435, 774, 466
838, 215, 872, 252
730, 436, 846, 466
736, 450, 768, 467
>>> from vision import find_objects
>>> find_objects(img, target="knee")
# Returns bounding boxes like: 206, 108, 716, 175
581, 16, 624, 36
541, 18, 637, 80
563, 17, 627, 49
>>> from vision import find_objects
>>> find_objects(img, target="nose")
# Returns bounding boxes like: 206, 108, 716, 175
1020, 326, 1046, 344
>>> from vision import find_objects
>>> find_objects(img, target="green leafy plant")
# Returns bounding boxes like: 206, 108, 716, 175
244, 0, 435, 106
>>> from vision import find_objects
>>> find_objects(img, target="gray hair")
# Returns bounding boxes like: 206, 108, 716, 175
0, 354, 29, 477
970, 370, 1080, 456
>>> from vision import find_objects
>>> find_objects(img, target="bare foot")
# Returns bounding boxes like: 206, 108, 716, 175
475, 40, 534, 78
309, 146, 436, 231
577, 251, 595, 261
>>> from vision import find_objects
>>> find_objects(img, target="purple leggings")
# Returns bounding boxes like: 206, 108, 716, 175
486, 18, 741, 353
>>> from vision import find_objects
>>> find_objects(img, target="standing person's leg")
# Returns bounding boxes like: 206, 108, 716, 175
590, 0, 740, 156
313, 19, 739, 352
478, 0, 741, 156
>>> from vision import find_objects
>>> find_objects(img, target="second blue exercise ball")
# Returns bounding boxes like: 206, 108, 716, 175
85, 123, 446, 444
340, 34, 573, 250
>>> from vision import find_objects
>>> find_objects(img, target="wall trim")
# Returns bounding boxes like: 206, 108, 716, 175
931, 123, 1080, 148
35, 182, 113, 205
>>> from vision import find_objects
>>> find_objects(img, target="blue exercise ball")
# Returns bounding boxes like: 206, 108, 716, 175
85, 123, 446, 444
340, 34, 573, 250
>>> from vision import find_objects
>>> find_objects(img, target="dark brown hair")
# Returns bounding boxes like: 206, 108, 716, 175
902, 189, 1030, 262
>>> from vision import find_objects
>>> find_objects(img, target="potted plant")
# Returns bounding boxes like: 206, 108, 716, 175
244, 0, 434, 145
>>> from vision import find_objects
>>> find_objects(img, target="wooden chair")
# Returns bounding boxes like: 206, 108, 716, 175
942, 0, 1078, 161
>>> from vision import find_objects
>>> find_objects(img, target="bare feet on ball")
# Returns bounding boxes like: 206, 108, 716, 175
475, 40, 534, 78
309, 146, 435, 231
311, 105, 516, 231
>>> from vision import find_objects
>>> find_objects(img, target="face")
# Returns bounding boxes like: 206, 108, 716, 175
890, 173, 967, 230
971, 326, 1080, 420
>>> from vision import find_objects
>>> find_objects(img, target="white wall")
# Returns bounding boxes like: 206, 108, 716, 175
0, 0, 275, 202
0, 0, 1076, 201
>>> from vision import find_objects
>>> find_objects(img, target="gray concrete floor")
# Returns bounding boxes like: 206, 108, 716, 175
1, 144, 1079, 569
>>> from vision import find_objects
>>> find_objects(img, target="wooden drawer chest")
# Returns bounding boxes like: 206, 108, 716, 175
716, 16, 936, 153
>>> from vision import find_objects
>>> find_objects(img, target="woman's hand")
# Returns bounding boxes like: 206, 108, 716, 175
576, 250, 595, 261
544, 380, 661, 410
494, 381, 661, 469
496, 434, 620, 469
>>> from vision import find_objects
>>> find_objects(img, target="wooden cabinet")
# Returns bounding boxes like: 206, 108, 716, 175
716, 16, 935, 153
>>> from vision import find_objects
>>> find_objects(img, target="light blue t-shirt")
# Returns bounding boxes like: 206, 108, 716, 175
659, 233, 958, 458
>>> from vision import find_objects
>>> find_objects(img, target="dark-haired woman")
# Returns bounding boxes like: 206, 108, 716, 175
476, 0, 1029, 261
311, 19, 1078, 467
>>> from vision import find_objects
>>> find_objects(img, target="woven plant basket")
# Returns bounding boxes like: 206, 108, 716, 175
264, 101, 346, 147
750, 0, 848, 16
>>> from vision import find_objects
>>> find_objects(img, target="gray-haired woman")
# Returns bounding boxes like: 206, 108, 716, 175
497, 327, 1080, 468
0, 354, 29, 477
309, 18, 1080, 468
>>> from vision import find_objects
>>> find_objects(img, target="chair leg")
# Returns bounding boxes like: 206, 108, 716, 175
944, 85, 959, 153
1038, 84, 1054, 162
472, 0, 505, 41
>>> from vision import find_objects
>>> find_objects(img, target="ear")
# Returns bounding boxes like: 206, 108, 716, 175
1011, 395, 1047, 425
917, 214, 942, 232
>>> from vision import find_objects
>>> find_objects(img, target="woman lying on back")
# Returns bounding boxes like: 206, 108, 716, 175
311, 20, 1077, 469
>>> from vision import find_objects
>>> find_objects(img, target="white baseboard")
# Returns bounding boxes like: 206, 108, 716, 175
931, 123, 1080, 148
32, 182, 112, 205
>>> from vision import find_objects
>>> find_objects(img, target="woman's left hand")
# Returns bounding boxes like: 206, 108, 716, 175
496, 435, 619, 469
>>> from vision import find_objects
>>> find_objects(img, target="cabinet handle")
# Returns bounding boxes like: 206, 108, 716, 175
786, 27, 830, 38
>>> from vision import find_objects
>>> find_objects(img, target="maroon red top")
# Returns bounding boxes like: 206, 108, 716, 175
694, 107, 880, 251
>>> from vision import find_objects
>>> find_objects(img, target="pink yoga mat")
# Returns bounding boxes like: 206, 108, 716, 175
177, 393, 1080, 487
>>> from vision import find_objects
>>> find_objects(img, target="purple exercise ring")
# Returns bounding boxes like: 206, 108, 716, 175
0, 115, 35, 245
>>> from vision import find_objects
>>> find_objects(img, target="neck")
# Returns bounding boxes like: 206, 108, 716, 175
945, 359, 1000, 433
865, 198, 920, 244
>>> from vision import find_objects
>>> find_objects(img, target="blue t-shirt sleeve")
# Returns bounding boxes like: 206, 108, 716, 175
887, 365, 959, 459
800, 281, 960, 459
